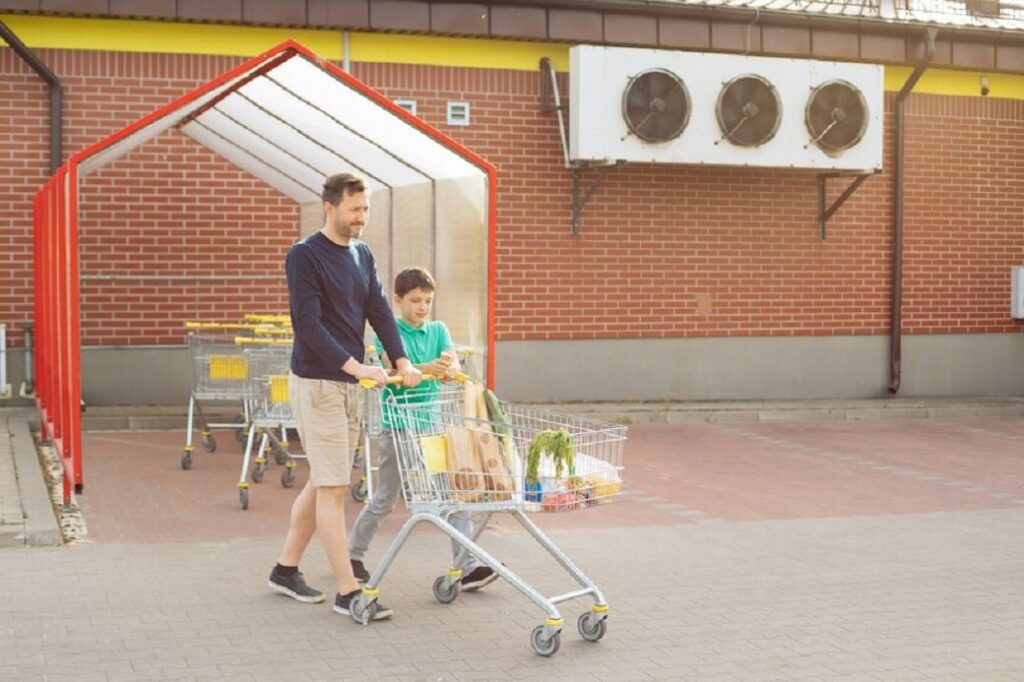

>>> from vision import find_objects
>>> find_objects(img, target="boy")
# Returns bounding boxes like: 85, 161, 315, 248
348, 267, 498, 592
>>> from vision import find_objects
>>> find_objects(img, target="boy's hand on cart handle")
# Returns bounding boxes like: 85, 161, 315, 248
424, 358, 457, 381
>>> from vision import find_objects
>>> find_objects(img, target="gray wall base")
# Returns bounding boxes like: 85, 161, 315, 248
495, 333, 1024, 402
5, 333, 1020, 406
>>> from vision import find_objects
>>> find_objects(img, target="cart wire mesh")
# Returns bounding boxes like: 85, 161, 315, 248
382, 385, 625, 514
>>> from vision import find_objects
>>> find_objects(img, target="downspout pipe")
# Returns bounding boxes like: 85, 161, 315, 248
0, 20, 62, 172
890, 27, 936, 394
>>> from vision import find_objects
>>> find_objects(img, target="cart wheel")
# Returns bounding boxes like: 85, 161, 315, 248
239, 488, 249, 510
281, 468, 296, 488
252, 462, 266, 483
234, 427, 246, 443
577, 612, 607, 642
351, 478, 368, 503
274, 449, 288, 466
180, 451, 193, 470
202, 434, 216, 453
529, 625, 561, 657
431, 576, 460, 604
349, 598, 378, 625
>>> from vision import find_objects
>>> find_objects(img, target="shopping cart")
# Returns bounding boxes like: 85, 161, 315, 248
351, 346, 477, 504
182, 330, 252, 470
349, 382, 626, 657
236, 341, 303, 510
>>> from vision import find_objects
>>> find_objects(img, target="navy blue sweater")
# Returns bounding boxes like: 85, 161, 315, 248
286, 232, 407, 382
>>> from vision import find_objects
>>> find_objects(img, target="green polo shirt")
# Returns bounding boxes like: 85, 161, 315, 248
375, 318, 454, 430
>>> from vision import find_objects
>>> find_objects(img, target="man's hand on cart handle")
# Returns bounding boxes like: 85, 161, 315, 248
344, 358, 389, 388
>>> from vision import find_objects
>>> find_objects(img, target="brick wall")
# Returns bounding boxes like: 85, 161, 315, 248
0, 48, 295, 347
3, 48, 1022, 349
355, 64, 1024, 341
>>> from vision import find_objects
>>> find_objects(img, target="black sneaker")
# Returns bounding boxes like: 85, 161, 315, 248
461, 565, 499, 592
268, 567, 325, 604
351, 559, 370, 583
333, 589, 393, 620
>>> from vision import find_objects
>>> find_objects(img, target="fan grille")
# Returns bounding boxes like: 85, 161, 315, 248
621, 69, 691, 143
715, 75, 782, 147
805, 80, 869, 154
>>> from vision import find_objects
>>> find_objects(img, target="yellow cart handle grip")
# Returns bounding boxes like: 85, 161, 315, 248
358, 372, 469, 389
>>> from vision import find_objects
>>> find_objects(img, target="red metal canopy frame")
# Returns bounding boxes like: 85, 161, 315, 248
33, 40, 497, 505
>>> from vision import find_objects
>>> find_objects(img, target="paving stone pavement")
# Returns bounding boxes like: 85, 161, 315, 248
1, 512, 1024, 681
0, 424, 24, 545
2, 415, 1024, 680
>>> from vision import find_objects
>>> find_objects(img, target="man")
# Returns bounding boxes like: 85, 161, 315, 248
268, 172, 421, 620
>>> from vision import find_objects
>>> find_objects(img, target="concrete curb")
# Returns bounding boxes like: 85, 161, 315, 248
9, 419, 62, 547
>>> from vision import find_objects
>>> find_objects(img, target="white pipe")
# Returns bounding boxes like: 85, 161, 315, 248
0, 324, 9, 399
343, 30, 350, 72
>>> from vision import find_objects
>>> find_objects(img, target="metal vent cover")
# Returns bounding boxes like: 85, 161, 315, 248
716, 74, 782, 147
805, 80, 869, 155
621, 68, 691, 143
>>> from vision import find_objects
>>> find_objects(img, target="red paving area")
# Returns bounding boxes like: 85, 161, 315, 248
78, 419, 1024, 543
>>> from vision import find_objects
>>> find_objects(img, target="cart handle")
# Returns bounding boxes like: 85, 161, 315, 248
186, 321, 278, 331
233, 336, 292, 346
243, 314, 291, 325
358, 372, 469, 389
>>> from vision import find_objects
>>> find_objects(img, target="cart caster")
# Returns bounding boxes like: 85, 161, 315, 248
274, 449, 288, 466
431, 575, 460, 604
351, 478, 368, 503
281, 467, 296, 488
349, 597, 378, 625
234, 427, 246, 443
529, 625, 561, 657
577, 612, 607, 642
239, 488, 249, 510
252, 461, 266, 483
202, 434, 216, 453
181, 450, 193, 470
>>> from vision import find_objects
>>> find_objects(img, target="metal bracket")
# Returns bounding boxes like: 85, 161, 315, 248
817, 171, 874, 240
571, 163, 617, 235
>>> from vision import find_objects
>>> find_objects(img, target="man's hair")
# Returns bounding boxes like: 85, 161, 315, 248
394, 268, 436, 297
321, 173, 367, 206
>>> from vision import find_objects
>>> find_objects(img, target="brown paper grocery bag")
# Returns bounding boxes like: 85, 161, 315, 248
471, 384, 515, 500
446, 426, 484, 503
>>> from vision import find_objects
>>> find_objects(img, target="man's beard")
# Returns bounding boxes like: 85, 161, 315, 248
336, 219, 363, 238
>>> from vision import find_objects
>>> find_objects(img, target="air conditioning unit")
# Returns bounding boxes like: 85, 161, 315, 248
570, 45, 883, 172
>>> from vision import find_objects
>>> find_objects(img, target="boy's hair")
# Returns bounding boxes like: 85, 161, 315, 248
394, 268, 436, 297
322, 173, 367, 206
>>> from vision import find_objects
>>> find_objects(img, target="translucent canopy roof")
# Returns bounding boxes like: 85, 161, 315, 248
69, 39, 496, 387
75, 40, 489, 200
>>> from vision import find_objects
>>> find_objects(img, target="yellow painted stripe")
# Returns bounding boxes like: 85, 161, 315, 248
0, 13, 568, 70
885, 65, 1024, 99
3, 13, 1023, 95
0, 13, 342, 58
350, 32, 568, 71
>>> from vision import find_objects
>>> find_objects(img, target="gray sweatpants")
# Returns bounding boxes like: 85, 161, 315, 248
348, 428, 479, 573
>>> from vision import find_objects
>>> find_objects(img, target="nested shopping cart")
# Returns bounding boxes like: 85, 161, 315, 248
182, 329, 252, 470
182, 321, 291, 469
236, 340, 303, 510
349, 382, 626, 657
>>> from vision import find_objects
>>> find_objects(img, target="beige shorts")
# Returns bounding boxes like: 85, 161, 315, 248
288, 372, 363, 487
